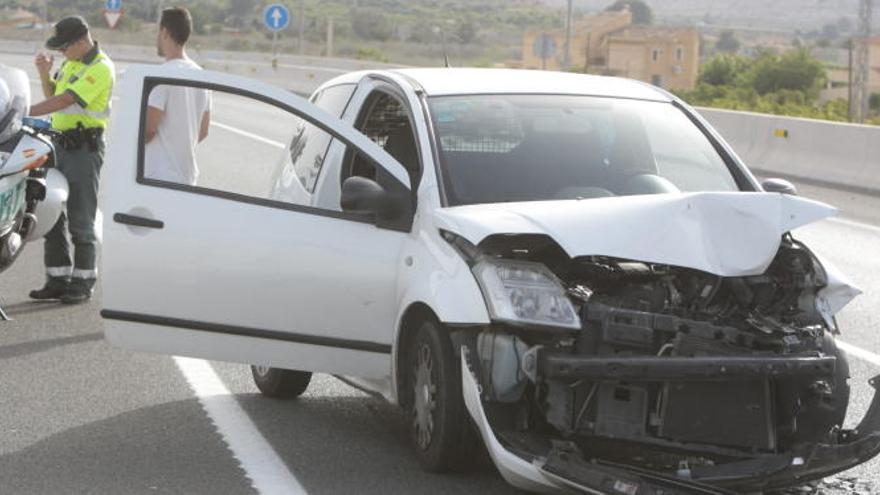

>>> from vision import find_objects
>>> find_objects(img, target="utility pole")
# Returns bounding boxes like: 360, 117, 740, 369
851, 0, 873, 123
326, 17, 334, 58
848, 39, 854, 122
563, 0, 573, 68
298, 0, 306, 55
40, 0, 48, 48
585, 33, 591, 73
434, 26, 450, 67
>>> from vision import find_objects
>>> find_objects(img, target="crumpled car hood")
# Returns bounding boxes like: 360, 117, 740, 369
434, 192, 861, 317
435, 192, 836, 277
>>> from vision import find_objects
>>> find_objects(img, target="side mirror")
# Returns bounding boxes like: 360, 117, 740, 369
761, 178, 798, 196
341, 176, 406, 219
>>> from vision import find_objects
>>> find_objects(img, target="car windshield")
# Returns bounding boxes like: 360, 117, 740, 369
428, 95, 740, 206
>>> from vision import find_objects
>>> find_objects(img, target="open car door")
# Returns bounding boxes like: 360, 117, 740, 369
101, 65, 412, 379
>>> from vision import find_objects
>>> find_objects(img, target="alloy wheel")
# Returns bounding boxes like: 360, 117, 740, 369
413, 342, 437, 450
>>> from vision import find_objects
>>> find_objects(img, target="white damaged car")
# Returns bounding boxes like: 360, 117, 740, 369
101, 66, 880, 494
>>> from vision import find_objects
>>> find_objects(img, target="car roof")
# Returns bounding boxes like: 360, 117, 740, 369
390, 68, 673, 101
316, 68, 674, 103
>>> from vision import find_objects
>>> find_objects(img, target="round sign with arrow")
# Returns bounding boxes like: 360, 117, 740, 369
532, 34, 557, 60
263, 4, 291, 32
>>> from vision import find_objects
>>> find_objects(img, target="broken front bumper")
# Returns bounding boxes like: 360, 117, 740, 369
461, 349, 880, 494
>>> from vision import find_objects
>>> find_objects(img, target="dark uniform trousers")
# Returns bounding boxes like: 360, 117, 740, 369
44, 138, 104, 285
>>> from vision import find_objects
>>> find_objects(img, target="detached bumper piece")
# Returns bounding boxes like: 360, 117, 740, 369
463, 343, 880, 494
540, 443, 736, 495
697, 374, 880, 492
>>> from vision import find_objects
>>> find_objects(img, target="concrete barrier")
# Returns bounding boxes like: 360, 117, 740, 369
698, 107, 880, 194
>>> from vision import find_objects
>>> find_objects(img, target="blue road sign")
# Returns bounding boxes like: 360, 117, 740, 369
106, 0, 122, 11
532, 34, 556, 60
263, 4, 290, 32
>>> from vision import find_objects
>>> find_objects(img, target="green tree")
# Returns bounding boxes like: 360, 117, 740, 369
870, 93, 880, 112
715, 30, 740, 53
605, 0, 653, 25
677, 50, 844, 123
699, 54, 749, 86
750, 49, 826, 96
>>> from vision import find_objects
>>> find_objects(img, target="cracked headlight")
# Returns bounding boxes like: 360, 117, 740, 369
473, 258, 580, 330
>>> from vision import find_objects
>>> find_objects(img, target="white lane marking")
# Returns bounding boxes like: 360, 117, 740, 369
828, 217, 880, 235
212, 121, 285, 149
838, 341, 880, 367
173, 357, 307, 495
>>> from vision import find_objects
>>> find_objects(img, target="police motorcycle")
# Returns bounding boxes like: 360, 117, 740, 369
0, 65, 69, 319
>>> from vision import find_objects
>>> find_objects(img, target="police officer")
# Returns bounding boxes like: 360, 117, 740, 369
28, 16, 114, 304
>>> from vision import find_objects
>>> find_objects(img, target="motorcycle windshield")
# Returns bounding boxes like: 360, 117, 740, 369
0, 64, 30, 146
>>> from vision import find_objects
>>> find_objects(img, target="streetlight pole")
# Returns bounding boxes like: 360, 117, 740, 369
852, 0, 873, 123
564, 0, 573, 68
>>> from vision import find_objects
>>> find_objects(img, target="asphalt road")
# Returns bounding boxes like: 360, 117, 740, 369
1, 51, 880, 494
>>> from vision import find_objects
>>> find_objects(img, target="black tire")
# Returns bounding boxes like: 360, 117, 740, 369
406, 319, 481, 472
250, 365, 312, 399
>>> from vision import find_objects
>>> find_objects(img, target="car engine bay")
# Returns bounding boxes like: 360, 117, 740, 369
456, 232, 877, 491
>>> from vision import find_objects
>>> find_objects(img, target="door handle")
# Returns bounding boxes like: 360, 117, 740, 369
113, 213, 164, 229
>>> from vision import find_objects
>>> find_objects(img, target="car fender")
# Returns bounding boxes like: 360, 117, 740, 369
388, 225, 490, 404
395, 227, 490, 325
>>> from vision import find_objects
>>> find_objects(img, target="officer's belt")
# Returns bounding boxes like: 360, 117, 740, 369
58, 126, 103, 136
53, 126, 103, 151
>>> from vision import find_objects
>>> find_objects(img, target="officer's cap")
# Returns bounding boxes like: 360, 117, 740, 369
46, 16, 90, 50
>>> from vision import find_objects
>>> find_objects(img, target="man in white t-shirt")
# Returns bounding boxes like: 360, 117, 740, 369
144, 7, 211, 185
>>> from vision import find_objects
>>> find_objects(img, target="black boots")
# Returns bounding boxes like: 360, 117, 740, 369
28, 277, 69, 300
29, 277, 94, 304
60, 278, 94, 304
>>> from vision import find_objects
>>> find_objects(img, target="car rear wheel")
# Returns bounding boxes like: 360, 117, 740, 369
408, 319, 481, 472
250, 365, 312, 399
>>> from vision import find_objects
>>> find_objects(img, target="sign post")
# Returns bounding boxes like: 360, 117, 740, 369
103, 0, 123, 30
533, 33, 557, 70
263, 4, 291, 70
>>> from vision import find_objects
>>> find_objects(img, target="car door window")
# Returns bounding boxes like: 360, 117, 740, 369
141, 83, 298, 200
280, 84, 356, 196
138, 81, 398, 216
343, 91, 420, 190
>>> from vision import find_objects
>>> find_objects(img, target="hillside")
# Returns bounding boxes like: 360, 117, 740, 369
540, 0, 873, 33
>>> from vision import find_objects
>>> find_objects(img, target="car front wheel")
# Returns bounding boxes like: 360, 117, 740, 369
408, 319, 481, 472
250, 365, 312, 399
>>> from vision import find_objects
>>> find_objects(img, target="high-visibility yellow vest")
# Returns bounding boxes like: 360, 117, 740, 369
51, 43, 114, 131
